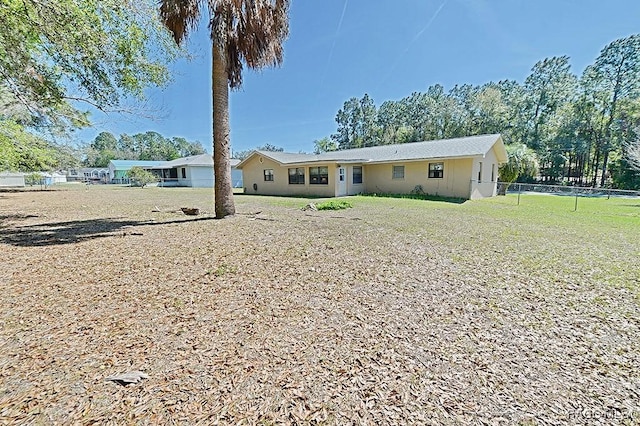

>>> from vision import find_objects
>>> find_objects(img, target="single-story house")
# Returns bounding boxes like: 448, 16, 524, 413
41, 172, 67, 185
107, 155, 243, 188
165, 154, 242, 188
67, 168, 109, 183
237, 134, 508, 200
108, 160, 169, 184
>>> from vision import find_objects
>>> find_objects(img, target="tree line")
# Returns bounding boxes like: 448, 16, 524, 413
0, 126, 205, 172
317, 35, 640, 189
84, 131, 206, 168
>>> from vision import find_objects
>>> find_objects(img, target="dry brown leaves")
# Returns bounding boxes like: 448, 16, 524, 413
0, 187, 638, 425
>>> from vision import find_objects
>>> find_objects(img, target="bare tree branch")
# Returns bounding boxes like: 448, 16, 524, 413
624, 138, 640, 171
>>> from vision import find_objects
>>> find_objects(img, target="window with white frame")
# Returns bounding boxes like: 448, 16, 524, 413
264, 169, 274, 181
392, 165, 405, 179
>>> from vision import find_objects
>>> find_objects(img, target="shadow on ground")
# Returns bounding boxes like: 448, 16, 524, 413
0, 214, 40, 222
0, 216, 216, 247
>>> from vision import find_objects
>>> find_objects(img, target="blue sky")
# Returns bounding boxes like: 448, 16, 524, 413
76, 0, 640, 154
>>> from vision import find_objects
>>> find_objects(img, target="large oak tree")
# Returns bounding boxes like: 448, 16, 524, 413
0, 0, 175, 130
0, 1, 177, 172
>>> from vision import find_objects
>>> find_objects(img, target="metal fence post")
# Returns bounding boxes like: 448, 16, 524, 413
517, 183, 521, 206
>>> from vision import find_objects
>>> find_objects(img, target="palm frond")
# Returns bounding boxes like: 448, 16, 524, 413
159, 0, 205, 45
211, 0, 290, 88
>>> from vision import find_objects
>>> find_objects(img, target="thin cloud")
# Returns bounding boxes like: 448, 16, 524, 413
319, 0, 349, 91
377, 0, 449, 89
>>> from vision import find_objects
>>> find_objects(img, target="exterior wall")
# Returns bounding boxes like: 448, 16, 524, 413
172, 166, 240, 188
79, 168, 109, 183
43, 173, 67, 184
176, 167, 188, 187
363, 159, 474, 199
108, 163, 117, 182
108, 165, 129, 183
114, 170, 129, 182
240, 154, 501, 200
469, 147, 500, 199
241, 155, 337, 197
231, 168, 243, 188
187, 166, 214, 188
345, 165, 365, 195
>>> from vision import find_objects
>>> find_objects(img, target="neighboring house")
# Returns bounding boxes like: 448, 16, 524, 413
237, 134, 508, 200
0, 172, 25, 188
108, 160, 174, 184
41, 172, 67, 185
107, 155, 243, 188
67, 168, 109, 183
166, 154, 242, 188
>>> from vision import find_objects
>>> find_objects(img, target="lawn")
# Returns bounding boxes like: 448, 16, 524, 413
0, 185, 638, 424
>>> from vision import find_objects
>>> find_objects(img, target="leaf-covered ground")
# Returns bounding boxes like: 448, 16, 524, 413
1, 185, 639, 425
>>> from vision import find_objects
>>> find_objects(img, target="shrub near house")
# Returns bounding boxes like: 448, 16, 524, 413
127, 167, 157, 187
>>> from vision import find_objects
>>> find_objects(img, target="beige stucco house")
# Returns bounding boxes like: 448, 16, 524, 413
237, 134, 508, 200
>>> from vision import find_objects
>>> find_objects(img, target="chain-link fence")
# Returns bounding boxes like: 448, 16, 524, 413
497, 182, 639, 211
498, 182, 639, 198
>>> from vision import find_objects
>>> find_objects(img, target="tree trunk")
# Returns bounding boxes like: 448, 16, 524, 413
212, 43, 236, 218
600, 149, 610, 187
591, 145, 601, 187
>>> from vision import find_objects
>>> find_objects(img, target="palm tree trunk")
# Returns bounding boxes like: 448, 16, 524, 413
212, 43, 236, 218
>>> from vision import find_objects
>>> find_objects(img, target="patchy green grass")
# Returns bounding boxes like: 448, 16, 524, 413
315, 199, 353, 210
360, 191, 467, 204
349, 192, 638, 289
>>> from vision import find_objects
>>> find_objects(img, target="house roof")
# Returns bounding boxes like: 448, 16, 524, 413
110, 156, 241, 170
109, 160, 168, 170
166, 154, 241, 168
237, 134, 507, 168
166, 154, 212, 167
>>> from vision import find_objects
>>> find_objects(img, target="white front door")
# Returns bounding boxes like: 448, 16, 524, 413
337, 167, 347, 196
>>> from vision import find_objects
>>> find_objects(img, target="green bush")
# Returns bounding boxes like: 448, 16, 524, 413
127, 166, 157, 187
316, 200, 353, 210
25, 172, 43, 186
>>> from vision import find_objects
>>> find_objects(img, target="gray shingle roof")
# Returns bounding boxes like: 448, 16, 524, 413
150, 154, 240, 168
238, 134, 506, 167
109, 160, 168, 170
166, 154, 212, 167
